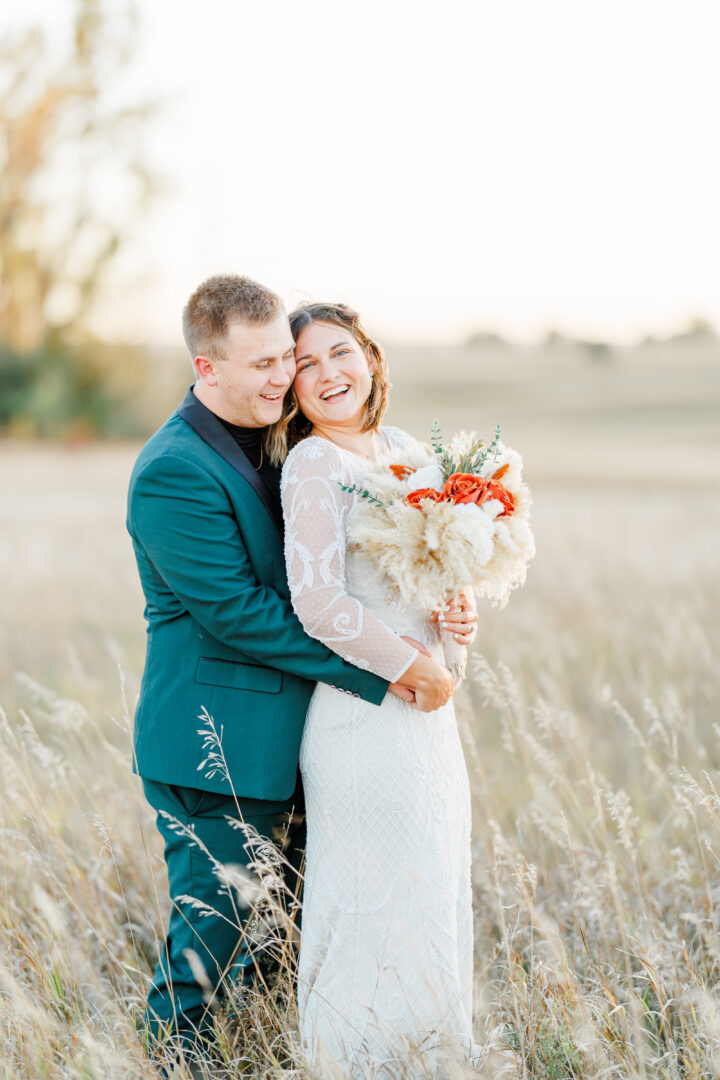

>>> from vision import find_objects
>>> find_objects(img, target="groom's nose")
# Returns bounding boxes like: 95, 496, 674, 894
268, 361, 293, 386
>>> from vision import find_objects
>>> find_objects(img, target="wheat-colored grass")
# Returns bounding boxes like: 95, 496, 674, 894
0, 433, 718, 1078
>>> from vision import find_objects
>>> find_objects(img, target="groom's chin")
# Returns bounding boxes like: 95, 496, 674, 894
258, 398, 285, 422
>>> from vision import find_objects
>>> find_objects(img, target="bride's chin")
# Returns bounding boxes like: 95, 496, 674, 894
319, 402, 368, 427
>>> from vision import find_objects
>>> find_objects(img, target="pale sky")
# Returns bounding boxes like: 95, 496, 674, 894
7, 0, 720, 344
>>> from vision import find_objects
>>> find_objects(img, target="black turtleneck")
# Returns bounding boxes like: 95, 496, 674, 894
216, 416, 281, 501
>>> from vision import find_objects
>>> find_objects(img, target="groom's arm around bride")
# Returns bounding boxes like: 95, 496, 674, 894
128, 435, 388, 798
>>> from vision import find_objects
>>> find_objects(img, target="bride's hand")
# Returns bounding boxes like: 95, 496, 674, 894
430, 591, 477, 645
388, 637, 454, 710
387, 636, 430, 705
413, 659, 455, 712
400, 644, 454, 712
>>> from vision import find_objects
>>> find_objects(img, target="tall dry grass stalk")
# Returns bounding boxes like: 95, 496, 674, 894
0, 445, 718, 1078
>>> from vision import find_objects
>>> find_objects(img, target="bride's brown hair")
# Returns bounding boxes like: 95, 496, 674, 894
265, 302, 391, 465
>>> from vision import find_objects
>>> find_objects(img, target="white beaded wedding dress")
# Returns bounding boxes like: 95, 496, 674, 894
281, 427, 474, 1078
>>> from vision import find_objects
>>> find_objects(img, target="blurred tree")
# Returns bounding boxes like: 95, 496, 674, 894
578, 339, 612, 362
639, 317, 717, 348
672, 316, 717, 344
465, 329, 506, 349
0, 0, 156, 351
542, 329, 572, 349
542, 329, 613, 362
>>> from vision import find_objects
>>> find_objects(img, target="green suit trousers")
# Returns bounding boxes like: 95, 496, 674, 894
142, 777, 305, 1047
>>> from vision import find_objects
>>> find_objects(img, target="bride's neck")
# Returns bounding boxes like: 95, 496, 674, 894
311, 423, 383, 461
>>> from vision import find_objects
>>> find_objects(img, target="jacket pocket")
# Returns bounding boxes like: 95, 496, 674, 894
168, 783, 209, 817
195, 657, 282, 694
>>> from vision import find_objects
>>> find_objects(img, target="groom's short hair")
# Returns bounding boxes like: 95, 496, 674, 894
182, 274, 283, 362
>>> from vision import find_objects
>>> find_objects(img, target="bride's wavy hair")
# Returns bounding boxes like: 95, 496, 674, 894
265, 302, 391, 465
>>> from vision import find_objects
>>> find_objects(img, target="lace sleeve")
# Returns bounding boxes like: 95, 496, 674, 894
281, 439, 418, 683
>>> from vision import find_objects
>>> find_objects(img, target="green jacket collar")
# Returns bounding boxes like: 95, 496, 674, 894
176, 387, 284, 533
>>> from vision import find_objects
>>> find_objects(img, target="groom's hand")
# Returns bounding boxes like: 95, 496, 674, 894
388, 682, 416, 703
387, 636, 431, 704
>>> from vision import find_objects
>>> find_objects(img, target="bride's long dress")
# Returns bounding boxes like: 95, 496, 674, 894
281, 427, 473, 1077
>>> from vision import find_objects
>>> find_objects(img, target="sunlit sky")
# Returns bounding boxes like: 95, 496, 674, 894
7, 0, 720, 344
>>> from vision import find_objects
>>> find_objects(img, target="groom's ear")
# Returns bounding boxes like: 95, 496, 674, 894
194, 354, 219, 386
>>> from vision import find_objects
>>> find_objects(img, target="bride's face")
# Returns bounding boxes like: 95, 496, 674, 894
293, 320, 373, 430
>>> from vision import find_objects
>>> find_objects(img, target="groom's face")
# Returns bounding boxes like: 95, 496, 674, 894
203, 315, 296, 428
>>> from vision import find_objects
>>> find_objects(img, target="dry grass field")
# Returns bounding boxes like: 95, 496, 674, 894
0, 345, 718, 1078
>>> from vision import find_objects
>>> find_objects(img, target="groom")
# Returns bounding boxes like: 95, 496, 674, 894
127, 274, 456, 1062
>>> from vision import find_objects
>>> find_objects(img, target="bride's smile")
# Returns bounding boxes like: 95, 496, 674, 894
293, 320, 374, 431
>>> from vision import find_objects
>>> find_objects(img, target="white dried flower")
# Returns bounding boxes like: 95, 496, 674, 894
407, 463, 444, 491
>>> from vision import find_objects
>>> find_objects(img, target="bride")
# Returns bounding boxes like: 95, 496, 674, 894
275, 302, 476, 1076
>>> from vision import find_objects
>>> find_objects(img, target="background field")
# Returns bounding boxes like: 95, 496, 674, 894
1, 343, 719, 1078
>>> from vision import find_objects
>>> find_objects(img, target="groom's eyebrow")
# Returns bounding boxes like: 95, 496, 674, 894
252, 346, 295, 363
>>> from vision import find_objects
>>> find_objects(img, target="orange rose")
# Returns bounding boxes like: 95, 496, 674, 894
404, 487, 443, 509
482, 480, 515, 517
441, 473, 486, 505
441, 471, 515, 516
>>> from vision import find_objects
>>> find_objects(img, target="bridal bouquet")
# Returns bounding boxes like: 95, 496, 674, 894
342, 422, 535, 679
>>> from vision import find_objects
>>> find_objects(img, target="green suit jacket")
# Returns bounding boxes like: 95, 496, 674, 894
126, 388, 388, 799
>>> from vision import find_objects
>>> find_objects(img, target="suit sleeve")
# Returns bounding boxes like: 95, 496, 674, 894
128, 453, 389, 705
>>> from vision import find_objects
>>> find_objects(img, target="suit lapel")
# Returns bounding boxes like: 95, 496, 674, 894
176, 388, 284, 534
